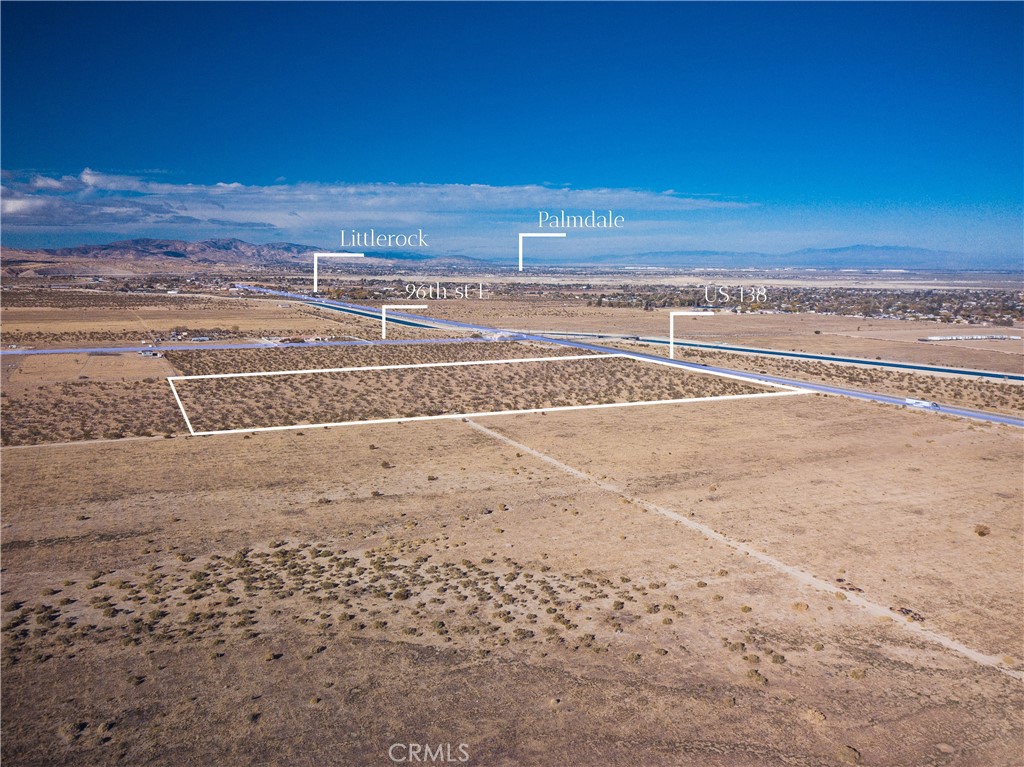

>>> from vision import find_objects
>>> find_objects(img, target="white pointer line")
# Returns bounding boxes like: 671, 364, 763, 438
669, 310, 716, 360
518, 232, 567, 271
380, 304, 429, 339
313, 252, 365, 293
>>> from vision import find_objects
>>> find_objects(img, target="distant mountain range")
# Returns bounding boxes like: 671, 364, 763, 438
0, 238, 488, 277
5, 238, 319, 267
0, 238, 1016, 275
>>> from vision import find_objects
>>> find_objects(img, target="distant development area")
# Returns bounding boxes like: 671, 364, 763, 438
5, 269, 1022, 325
1, 274, 1022, 445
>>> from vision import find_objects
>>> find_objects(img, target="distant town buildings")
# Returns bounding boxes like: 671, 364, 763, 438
919, 335, 1021, 342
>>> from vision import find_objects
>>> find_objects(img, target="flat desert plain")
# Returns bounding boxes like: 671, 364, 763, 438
0, 291, 466, 348
2, 384, 1022, 766
423, 299, 1024, 375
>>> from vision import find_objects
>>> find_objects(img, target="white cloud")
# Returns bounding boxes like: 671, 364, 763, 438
0, 169, 756, 256
3, 169, 1019, 263
1, 197, 49, 215
30, 175, 65, 190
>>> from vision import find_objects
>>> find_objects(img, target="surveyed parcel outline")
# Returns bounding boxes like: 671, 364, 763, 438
166, 351, 808, 437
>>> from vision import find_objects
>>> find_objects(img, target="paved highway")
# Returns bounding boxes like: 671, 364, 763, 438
7, 284, 1019, 428
237, 287, 1023, 427
497, 330, 1024, 382
0, 337, 504, 356
514, 335, 1024, 428
307, 301, 439, 330
643, 337, 1023, 382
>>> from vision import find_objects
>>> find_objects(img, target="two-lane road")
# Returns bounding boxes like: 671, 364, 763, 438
237, 286, 1024, 428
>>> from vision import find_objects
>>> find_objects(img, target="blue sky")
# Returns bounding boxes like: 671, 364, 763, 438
2, 2, 1021, 267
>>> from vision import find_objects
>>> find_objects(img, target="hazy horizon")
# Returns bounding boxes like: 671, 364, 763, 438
5, 232, 1022, 273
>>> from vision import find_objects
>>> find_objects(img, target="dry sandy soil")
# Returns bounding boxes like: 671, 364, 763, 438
0, 351, 181, 444
1, 291, 464, 348
426, 300, 1024, 375
0, 340, 774, 444
0, 341, 592, 445
172, 354, 769, 434
2, 389, 1022, 766
162, 341, 587, 377
1, 339, 527, 447
606, 341, 1024, 416
1, 288, 1022, 766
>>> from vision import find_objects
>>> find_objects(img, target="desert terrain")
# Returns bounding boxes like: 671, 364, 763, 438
1, 285, 1022, 767
2, 394, 1022, 766
4, 0, 1021, 763
421, 299, 1023, 375
0, 290, 466, 348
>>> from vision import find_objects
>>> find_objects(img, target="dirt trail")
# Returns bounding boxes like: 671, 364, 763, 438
466, 419, 1024, 682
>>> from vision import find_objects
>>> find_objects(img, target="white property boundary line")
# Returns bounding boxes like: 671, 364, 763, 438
518, 232, 566, 271
313, 252, 365, 292
168, 353, 610, 382
628, 353, 807, 392
166, 352, 808, 436
669, 310, 715, 360
465, 420, 1024, 682
172, 389, 807, 437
